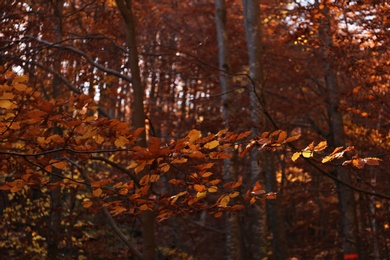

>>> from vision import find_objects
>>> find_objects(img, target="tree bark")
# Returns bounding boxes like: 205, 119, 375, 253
318, 1, 360, 258
242, 1, 267, 259
115, 1, 156, 259
48, 0, 65, 258
215, 1, 243, 259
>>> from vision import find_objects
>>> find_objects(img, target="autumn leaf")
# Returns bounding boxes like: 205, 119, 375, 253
219, 195, 230, 207
292, 152, 301, 161
0, 99, 16, 109
171, 157, 188, 164
204, 140, 219, 149
196, 191, 207, 198
159, 163, 170, 173
284, 134, 301, 143
187, 129, 202, 143
148, 136, 161, 154
92, 188, 103, 197
51, 160, 67, 169
314, 141, 327, 151
363, 157, 382, 166
301, 150, 313, 158
229, 191, 240, 198
201, 171, 213, 178
208, 186, 218, 193
194, 184, 206, 192
82, 200, 93, 209
276, 131, 287, 143
115, 135, 129, 147
214, 212, 223, 218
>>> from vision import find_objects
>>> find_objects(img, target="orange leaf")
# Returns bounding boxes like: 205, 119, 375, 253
229, 191, 240, 198
187, 129, 202, 143
82, 200, 93, 208
314, 141, 327, 151
194, 184, 206, 192
92, 188, 103, 197
219, 195, 230, 207
284, 134, 301, 143
214, 212, 223, 218
236, 131, 251, 140
148, 137, 161, 155
276, 131, 287, 143
201, 172, 213, 178
171, 157, 188, 164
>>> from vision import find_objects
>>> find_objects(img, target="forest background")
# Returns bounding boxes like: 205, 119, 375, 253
0, 0, 389, 259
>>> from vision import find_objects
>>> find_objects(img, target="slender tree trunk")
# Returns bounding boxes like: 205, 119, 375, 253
48, 0, 65, 258
215, 1, 242, 259
115, 1, 156, 259
264, 151, 287, 260
318, 1, 360, 258
242, 1, 267, 258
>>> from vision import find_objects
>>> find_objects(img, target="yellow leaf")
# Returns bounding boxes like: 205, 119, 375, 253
204, 140, 219, 149
0, 99, 15, 109
92, 188, 103, 197
187, 129, 201, 143
135, 161, 147, 174
114, 136, 129, 147
196, 191, 207, 198
208, 186, 218, 193
301, 150, 313, 158
94, 135, 104, 144
291, 152, 301, 161
219, 195, 230, 207
229, 191, 240, 198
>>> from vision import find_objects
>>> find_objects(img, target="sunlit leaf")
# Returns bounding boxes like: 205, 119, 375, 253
204, 140, 219, 149
301, 150, 313, 158
196, 191, 207, 198
277, 131, 287, 143
284, 134, 301, 143
363, 157, 382, 166
194, 184, 206, 192
208, 186, 218, 193
314, 141, 327, 151
292, 152, 301, 161
219, 195, 230, 207
187, 129, 202, 143
229, 191, 239, 198
115, 135, 129, 147
202, 172, 213, 178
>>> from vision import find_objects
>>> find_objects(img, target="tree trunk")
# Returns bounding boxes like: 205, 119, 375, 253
215, 1, 242, 259
48, 0, 65, 258
318, 1, 360, 258
115, 1, 156, 259
242, 1, 267, 259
